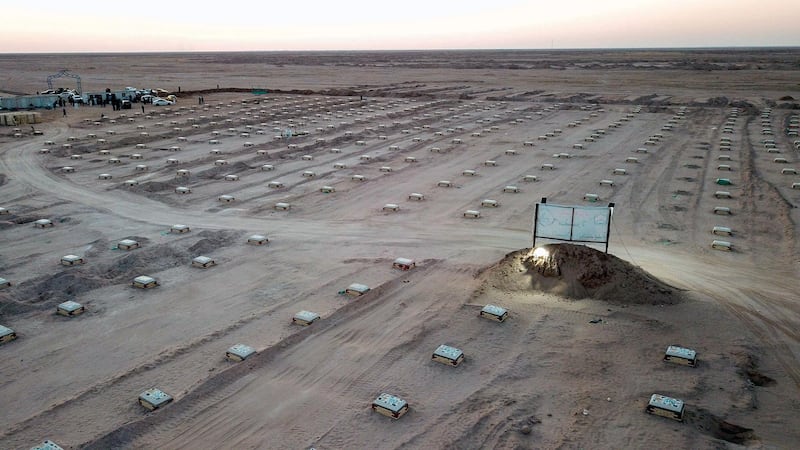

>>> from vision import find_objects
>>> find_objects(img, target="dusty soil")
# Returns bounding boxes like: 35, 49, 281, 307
0, 49, 799, 449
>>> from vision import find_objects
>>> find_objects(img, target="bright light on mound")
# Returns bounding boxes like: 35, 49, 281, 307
532, 247, 549, 259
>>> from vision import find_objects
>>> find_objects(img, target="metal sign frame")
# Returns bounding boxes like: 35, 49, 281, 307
532, 198, 615, 253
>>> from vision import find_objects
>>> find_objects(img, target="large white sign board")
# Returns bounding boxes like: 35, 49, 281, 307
535, 203, 611, 243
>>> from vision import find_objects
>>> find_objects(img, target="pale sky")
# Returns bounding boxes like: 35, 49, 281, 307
3, 0, 798, 52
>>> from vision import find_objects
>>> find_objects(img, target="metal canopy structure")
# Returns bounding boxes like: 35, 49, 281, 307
47, 69, 82, 94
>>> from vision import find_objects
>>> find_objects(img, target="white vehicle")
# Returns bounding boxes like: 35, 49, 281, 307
152, 97, 175, 106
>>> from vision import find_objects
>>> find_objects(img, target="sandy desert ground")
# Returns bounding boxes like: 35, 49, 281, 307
1, 49, 799, 449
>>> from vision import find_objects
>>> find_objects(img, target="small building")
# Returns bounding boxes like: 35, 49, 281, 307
711, 240, 732, 251
171, 224, 191, 234
247, 234, 269, 245
132, 275, 159, 289
372, 393, 409, 419
292, 310, 320, 326
392, 258, 415, 271
29, 439, 64, 450
646, 394, 685, 422
712, 226, 732, 236
138, 388, 173, 411
346, 283, 371, 296
60, 254, 86, 266
118, 239, 140, 250
480, 304, 508, 322
192, 256, 216, 268
663, 345, 698, 367
57, 300, 85, 316
714, 191, 732, 199
432, 344, 465, 367
226, 343, 256, 361
463, 210, 481, 218
0, 324, 17, 344
34, 219, 54, 228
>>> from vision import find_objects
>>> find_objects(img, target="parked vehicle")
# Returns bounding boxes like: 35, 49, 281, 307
152, 97, 174, 106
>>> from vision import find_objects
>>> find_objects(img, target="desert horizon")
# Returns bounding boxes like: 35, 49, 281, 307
1, 48, 799, 449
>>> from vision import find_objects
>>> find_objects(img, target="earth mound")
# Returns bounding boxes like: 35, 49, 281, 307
482, 243, 681, 304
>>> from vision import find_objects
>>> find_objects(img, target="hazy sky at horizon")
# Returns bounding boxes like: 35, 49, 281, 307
3, 0, 798, 52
